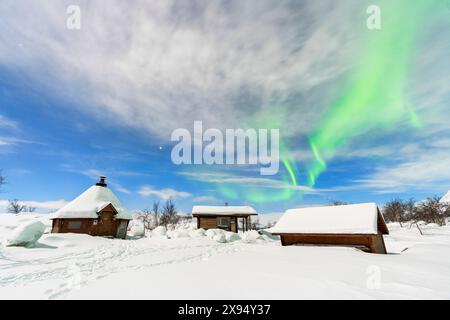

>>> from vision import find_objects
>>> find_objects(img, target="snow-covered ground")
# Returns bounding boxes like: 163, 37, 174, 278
1, 213, 450, 300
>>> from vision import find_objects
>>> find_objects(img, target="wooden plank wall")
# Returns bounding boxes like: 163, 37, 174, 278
198, 217, 218, 230
279, 234, 387, 254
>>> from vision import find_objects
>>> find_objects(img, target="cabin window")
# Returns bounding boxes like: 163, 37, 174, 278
67, 221, 82, 229
217, 217, 230, 228
93, 220, 98, 226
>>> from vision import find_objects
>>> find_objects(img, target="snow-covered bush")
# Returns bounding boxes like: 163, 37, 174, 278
171, 229, 190, 239
258, 230, 279, 241
225, 232, 241, 242
426, 223, 440, 228
213, 233, 226, 243
189, 228, 206, 238
205, 229, 221, 239
152, 226, 167, 238
241, 230, 262, 243
259, 234, 275, 241
130, 223, 145, 237
5, 220, 45, 247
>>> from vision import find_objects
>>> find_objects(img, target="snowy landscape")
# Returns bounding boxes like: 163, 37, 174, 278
1, 211, 450, 300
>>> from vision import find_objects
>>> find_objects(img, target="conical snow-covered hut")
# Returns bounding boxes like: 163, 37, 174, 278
51, 177, 132, 239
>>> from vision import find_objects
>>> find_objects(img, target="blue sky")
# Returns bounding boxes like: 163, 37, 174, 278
1, 0, 450, 214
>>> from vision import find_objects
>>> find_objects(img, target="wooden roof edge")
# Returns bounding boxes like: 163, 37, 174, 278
192, 213, 258, 217
377, 207, 390, 235
271, 232, 382, 237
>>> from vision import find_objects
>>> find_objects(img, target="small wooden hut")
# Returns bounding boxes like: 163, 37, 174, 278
192, 206, 258, 233
51, 177, 132, 239
271, 203, 389, 254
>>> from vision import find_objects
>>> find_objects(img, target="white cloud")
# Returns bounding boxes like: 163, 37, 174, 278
0, 199, 68, 211
0, 0, 359, 140
0, 137, 37, 147
347, 137, 450, 194
354, 154, 450, 194
81, 169, 104, 179
138, 186, 191, 200
193, 196, 220, 203
74, 169, 131, 194
179, 171, 318, 194
0, 115, 18, 130
113, 184, 132, 195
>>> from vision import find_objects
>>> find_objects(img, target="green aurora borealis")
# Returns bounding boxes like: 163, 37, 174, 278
213, 0, 442, 204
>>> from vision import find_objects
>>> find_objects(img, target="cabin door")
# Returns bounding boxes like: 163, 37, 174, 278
98, 211, 116, 237
230, 217, 237, 233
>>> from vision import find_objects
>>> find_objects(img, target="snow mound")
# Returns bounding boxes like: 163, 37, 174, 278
171, 229, 190, 239
5, 220, 46, 247
225, 232, 241, 242
205, 229, 223, 239
130, 224, 145, 237
152, 226, 167, 238
189, 228, 206, 238
258, 230, 280, 241
241, 230, 262, 243
205, 229, 241, 243
213, 233, 227, 243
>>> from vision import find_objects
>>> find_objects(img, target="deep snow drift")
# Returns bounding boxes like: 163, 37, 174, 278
1, 213, 450, 300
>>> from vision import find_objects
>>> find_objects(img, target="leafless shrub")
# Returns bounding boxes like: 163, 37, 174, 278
251, 218, 261, 230
0, 170, 5, 192
382, 198, 410, 227
24, 206, 36, 213
152, 201, 160, 227
7, 199, 27, 214
329, 200, 350, 206
414, 197, 448, 227
137, 201, 162, 234
159, 199, 180, 229
383, 196, 449, 235
137, 209, 153, 234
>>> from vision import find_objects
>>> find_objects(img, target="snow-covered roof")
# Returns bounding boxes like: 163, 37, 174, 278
271, 203, 388, 235
51, 185, 132, 220
440, 191, 450, 204
192, 206, 257, 216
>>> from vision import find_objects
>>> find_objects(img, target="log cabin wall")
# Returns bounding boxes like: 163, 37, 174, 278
198, 216, 218, 230
369, 233, 387, 254
52, 218, 97, 235
51, 204, 130, 239
279, 233, 387, 254
196, 215, 249, 233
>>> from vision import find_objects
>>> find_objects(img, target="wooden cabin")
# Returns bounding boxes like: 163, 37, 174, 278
192, 206, 258, 233
51, 177, 132, 239
271, 203, 389, 254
